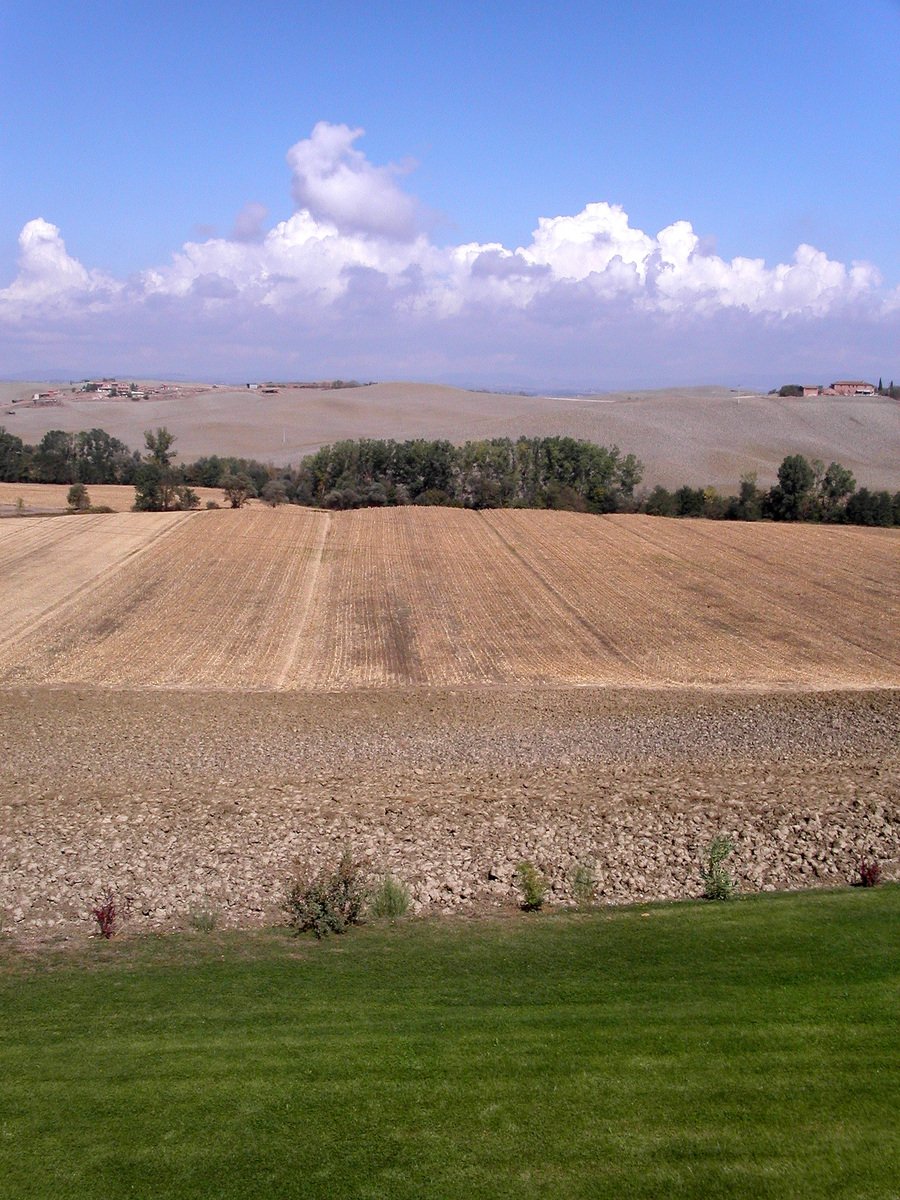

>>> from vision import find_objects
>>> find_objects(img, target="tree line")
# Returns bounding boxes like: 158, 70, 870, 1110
643, 456, 899, 526
1, 424, 897, 526
0, 425, 273, 492
288, 436, 643, 512
0, 427, 643, 514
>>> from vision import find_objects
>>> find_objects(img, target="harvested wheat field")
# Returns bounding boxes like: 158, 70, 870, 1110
0, 481, 223, 514
0, 505, 896, 690
1, 504, 897, 940
0, 511, 190, 649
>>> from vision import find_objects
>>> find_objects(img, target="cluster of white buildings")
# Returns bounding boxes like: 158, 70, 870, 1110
800, 381, 877, 397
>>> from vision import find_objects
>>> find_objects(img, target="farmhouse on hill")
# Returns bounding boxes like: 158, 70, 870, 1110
828, 380, 876, 396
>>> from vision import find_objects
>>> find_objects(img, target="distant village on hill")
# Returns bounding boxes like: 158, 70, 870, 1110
772, 379, 898, 398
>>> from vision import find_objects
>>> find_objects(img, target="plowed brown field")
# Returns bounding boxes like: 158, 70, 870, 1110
0, 506, 897, 690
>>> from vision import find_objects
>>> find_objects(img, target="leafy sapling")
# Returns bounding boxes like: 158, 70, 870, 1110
701, 835, 737, 901
516, 860, 548, 912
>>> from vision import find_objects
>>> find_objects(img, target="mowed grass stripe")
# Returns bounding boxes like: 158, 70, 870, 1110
1, 888, 897, 1199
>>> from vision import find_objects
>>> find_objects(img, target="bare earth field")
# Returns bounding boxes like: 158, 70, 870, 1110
3, 379, 898, 490
0, 504, 897, 940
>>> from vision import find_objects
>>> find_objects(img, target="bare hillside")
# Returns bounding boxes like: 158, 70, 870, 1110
3, 380, 897, 490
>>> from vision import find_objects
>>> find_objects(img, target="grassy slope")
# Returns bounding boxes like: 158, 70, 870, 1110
1, 889, 898, 1199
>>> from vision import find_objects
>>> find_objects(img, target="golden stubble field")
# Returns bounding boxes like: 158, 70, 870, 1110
0, 481, 223, 514
0, 504, 897, 691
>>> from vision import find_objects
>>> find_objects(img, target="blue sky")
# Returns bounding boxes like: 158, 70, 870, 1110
1, 0, 898, 387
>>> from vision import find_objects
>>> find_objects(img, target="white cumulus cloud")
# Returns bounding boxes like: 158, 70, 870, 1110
0, 218, 118, 307
286, 121, 420, 240
0, 124, 896, 384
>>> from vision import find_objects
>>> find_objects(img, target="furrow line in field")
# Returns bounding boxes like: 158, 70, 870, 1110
543, 512, 825, 682
485, 511, 807, 685
0, 511, 194, 668
478, 510, 650, 683
275, 511, 330, 688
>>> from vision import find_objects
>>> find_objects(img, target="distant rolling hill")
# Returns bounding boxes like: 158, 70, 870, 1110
1, 380, 897, 490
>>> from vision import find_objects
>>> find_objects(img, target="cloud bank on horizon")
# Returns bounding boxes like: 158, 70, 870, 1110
2, 122, 897, 387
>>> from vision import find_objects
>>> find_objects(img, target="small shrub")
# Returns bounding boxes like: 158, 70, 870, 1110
853, 857, 882, 888
175, 485, 200, 511
572, 863, 597, 908
285, 851, 367, 938
701, 835, 736, 901
67, 483, 91, 512
205, 500, 221, 509
515, 860, 548, 912
91, 888, 117, 938
188, 904, 218, 932
369, 875, 411, 919
89, 505, 115, 514
15, 496, 25, 515
261, 480, 288, 507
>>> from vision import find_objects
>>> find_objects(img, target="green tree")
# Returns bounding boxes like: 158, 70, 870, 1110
75, 428, 135, 484
133, 427, 185, 510
778, 454, 815, 497
0, 427, 28, 481
174, 486, 200, 511
32, 430, 77, 483
644, 485, 676, 516
845, 488, 894, 527
765, 454, 816, 521
143, 427, 176, 468
221, 473, 256, 508
66, 482, 91, 512
820, 462, 856, 520
674, 485, 706, 517
261, 479, 288, 507
735, 472, 762, 521
132, 462, 165, 511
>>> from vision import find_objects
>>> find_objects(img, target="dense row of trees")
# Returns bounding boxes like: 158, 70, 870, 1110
1, 424, 897, 526
645, 455, 899, 526
267, 442, 897, 526
0, 427, 141, 484
0, 425, 278, 511
0, 427, 643, 513
286, 437, 643, 512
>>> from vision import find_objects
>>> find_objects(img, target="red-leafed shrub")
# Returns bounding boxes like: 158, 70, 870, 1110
92, 889, 117, 938
853, 858, 882, 888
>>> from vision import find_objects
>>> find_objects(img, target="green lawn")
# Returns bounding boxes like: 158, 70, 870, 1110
1, 888, 898, 1199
